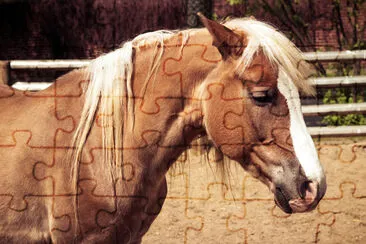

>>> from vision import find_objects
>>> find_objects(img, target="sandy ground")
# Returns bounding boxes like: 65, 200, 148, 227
142, 137, 366, 244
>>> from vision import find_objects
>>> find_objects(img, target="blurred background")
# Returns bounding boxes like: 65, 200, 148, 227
0, 0, 365, 128
0, 0, 364, 58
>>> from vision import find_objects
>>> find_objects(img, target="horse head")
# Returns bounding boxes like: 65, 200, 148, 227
198, 14, 326, 214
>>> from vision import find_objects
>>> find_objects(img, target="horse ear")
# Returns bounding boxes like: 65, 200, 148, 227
197, 12, 245, 59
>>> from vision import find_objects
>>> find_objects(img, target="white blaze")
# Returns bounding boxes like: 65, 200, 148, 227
277, 70, 324, 182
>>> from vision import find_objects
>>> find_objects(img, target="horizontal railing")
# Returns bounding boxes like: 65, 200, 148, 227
311, 76, 366, 87
11, 82, 52, 91
304, 50, 365, 61
12, 76, 366, 90
7, 50, 366, 70
3, 50, 366, 137
308, 125, 366, 136
302, 103, 366, 116
10, 60, 90, 69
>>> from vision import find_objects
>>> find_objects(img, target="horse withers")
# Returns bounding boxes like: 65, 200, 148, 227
0, 14, 326, 243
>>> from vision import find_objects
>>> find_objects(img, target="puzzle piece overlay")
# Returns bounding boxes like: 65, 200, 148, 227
0, 30, 365, 243
144, 139, 366, 243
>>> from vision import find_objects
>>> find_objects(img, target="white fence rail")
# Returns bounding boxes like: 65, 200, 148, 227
303, 103, 366, 116
4, 50, 366, 137
11, 82, 52, 91
308, 126, 366, 136
12, 76, 366, 91
10, 60, 90, 69
311, 76, 366, 87
304, 50, 365, 61
7, 50, 366, 70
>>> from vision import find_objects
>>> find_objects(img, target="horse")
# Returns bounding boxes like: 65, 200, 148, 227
0, 14, 326, 243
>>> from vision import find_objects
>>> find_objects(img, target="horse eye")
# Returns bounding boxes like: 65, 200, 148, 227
248, 86, 274, 105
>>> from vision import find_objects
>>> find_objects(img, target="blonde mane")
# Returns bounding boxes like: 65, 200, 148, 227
70, 31, 175, 175
226, 18, 315, 95
69, 31, 179, 229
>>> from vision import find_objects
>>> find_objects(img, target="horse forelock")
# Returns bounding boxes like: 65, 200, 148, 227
226, 18, 315, 96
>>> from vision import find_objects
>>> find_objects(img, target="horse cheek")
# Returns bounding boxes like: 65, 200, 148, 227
203, 85, 245, 161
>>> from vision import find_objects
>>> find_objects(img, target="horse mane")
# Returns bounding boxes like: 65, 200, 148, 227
70, 29, 185, 179
69, 31, 180, 230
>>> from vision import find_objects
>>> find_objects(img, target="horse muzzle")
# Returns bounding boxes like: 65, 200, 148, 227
272, 179, 326, 214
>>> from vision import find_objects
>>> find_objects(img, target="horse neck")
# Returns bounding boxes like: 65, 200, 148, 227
132, 30, 220, 123
127, 30, 220, 168
47, 30, 221, 176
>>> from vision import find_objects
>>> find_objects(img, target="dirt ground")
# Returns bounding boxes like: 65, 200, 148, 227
142, 137, 366, 244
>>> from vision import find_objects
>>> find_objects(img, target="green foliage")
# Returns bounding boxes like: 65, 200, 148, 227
226, 0, 245, 5
225, 0, 366, 126
321, 60, 365, 126
322, 88, 366, 126
322, 113, 366, 126
352, 39, 366, 50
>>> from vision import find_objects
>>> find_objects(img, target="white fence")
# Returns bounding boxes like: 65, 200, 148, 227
3, 50, 366, 136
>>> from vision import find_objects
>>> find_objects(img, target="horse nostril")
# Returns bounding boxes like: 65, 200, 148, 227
290, 181, 319, 213
299, 181, 312, 199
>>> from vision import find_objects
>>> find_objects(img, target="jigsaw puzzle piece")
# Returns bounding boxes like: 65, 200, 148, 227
185, 183, 246, 243
0, 131, 53, 211
201, 83, 246, 160
0, 89, 74, 148
317, 182, 366, 243
52, 77, 90, 148
54, 71, 87, 98
178, 148, 249, 201
77, 180, 117, 237
48, 195, 75, 242
226, 155, 337, 243
33, 149, 76, 196
228, 198, 334, 243
318, 142, 366, 198
137, 34, 220, 115
49, 179, 118, 243
143, 170, 201, 243
143, 196, 202, 244
34, 147, 135, 196
0, 195, 51, 242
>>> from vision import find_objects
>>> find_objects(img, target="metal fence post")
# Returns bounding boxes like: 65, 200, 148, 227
0, 61, 10, 85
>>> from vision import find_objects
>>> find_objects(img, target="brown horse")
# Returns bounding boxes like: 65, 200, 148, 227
0, 15, 326, 243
